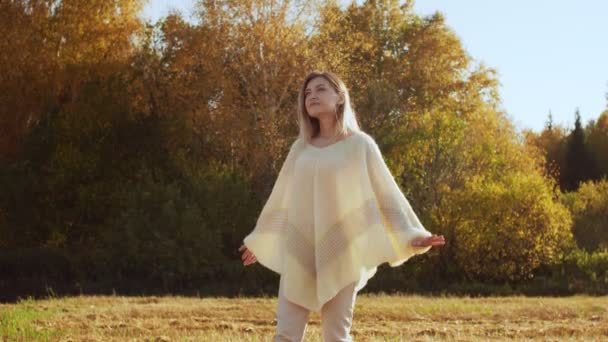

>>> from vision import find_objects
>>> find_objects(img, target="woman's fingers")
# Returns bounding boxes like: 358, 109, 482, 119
429, 235, 445, 246
240, 246, 257, 265
412, 235, 446, 247
244, 254, 257, 266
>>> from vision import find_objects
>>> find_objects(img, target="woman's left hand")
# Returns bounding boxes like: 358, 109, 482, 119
411, 234, 445, 248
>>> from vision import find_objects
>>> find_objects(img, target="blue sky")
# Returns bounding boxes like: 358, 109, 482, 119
141, 0, 608, 132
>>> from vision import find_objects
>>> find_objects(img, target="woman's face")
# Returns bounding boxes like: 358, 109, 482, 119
304, 76, 343, 119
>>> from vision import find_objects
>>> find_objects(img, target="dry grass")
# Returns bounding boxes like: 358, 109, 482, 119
1, 293, 607, 341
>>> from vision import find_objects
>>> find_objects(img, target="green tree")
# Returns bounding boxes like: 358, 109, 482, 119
562, 109, 597, 191
586, 110, 608, 179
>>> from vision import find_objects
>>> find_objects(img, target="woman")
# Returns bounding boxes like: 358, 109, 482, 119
239, 71, 445, 342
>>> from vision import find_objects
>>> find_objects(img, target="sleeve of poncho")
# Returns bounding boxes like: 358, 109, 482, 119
242, 139, 300, 274
365, 137, 434, 267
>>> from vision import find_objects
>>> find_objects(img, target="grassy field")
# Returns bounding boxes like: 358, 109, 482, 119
0, 293, 607, 341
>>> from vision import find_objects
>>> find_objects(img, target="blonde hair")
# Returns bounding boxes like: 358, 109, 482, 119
297, 71, 361, 143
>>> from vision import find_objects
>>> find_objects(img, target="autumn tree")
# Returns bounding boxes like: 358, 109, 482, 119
561, 179, 608, 252
308, 0, 570, 283
523, 111, 568, 188
184, 0, 321, 191
0, 0, 144, 160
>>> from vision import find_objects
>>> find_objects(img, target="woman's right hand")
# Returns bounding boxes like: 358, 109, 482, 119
239, 244, 257, 266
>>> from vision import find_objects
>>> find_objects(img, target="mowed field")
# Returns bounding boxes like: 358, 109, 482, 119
1, 293, 607, 341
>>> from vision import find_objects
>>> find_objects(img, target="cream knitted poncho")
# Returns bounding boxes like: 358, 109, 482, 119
243, 130, 433, 312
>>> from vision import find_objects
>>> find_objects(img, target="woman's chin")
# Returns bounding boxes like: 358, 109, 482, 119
308, 110, 330, 118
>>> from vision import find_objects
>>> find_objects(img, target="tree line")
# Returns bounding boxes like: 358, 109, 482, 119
0, 0, 606, 301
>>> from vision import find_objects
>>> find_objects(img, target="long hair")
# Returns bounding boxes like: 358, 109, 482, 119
296, 71, 361, 143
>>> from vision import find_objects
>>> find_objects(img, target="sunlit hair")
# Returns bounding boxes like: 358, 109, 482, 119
297, 71, 361, 143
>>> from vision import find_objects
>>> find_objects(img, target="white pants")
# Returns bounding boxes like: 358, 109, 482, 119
273, 276, 358, 342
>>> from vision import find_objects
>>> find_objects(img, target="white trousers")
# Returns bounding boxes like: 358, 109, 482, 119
273, 276, 358, 342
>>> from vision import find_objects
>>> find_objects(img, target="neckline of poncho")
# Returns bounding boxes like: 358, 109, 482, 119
306, 131, 357, 151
